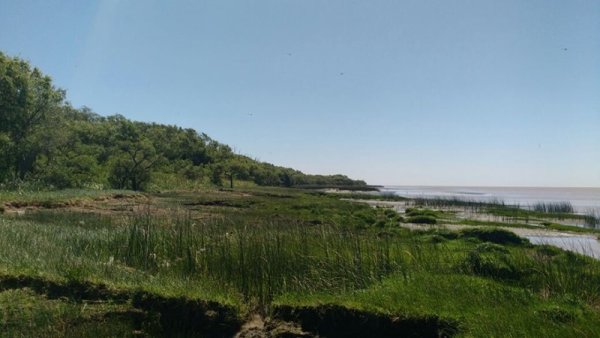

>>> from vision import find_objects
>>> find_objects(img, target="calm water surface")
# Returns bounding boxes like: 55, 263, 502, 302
381, 186, 600, 213
526, 235, 600, 259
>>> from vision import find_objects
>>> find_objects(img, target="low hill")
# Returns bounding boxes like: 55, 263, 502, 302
0, 51, 367, 191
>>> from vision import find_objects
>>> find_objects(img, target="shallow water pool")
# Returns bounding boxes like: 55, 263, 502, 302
526, 235, 600, 259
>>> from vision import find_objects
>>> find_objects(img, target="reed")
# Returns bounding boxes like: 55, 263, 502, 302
112, 213, 409, 304
410, 197, 508, 210
531, 201, 574, 214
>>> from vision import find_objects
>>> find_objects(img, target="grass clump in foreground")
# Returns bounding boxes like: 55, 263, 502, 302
0, 188, 599, 336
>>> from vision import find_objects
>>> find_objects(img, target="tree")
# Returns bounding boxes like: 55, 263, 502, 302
223, 158, 249, 189
107, 118, 162, 190
0, 52, 65, 180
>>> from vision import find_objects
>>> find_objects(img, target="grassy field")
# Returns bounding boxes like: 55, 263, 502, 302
1, 188, 599, 337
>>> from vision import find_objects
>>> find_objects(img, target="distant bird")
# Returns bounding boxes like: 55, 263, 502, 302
287, 53, 292, 56
339, 72, 344, 76
562, 48, 568, 51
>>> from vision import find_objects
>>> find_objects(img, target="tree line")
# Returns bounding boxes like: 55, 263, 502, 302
0, 52, 366, 191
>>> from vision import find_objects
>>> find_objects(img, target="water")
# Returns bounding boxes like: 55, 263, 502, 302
526, 235, 600, 259
381, 186, 600, 213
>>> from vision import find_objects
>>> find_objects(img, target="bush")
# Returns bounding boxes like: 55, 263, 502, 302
460, 228, 527, 245
407, 215, 437, 224
405, 208, 440, 218
463, 246, 520, 280
535, 245, 562, 257
353, 210, 376, 225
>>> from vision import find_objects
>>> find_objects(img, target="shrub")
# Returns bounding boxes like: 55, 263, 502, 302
407, 216, 437, 224
535, 245, 562, 257
460, 228, 527, 245
463, 246, 520, 280
353, 210, 376, 225
405, 208, 439, 218
383, 208, 397, 218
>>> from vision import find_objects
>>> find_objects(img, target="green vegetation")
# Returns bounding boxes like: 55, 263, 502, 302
1, 188, 599, 336
459, 228, 527, 245
410, 196, 599, 228
533, 201, 574, 214
0, 51, 366, 191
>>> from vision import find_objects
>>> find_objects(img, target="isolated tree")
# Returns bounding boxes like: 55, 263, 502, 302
108, 118, 162, 190
223, 158, 250, 189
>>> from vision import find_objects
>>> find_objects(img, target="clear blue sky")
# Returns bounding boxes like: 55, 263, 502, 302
1, 0, 599, 187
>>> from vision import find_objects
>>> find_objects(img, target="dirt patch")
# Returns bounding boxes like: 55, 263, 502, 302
249, 192, 296, 199
2, 193, 149, 216
235, 314, 311, 338
273, 305, 459, 338
183, 200, 255, 208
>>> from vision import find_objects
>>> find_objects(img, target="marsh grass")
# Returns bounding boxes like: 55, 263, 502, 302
583, 209, 600, 228
411, 197, 508, 210
1, 189, 600, 336
532, 202, 574, 214
410, 196, 599, 230
114, 213, 410, 305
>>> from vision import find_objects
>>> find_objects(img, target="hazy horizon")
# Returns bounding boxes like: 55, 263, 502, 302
2, 1, 599, 187
380, 184, 600, 189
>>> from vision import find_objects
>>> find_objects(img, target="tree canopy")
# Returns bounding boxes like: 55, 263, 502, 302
0, 52, 367, 190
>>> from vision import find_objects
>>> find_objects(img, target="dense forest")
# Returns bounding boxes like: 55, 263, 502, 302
0, 52, 366, 191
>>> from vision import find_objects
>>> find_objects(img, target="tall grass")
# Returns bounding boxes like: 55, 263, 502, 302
532, 201, 574, 214
410, 197, 509, 211
2, 205, 600, 338
113, 213, 410, 305
583, 209, 600, 228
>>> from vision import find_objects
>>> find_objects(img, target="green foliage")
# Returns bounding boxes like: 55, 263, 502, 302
407, 215, 438, 224
462, 243, 520, 280
0, 51, 65, 181
460, 228, 528, 245
0, 52, 366, 191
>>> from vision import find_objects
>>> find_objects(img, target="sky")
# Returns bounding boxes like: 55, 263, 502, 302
1, 0, 599, 187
